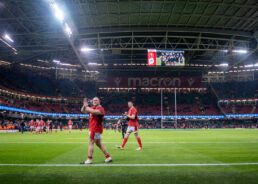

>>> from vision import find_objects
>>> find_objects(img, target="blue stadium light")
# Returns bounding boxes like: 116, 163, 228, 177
0, 105, 256, 119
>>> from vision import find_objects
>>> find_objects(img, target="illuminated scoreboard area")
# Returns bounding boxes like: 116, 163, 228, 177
148, 49, 185, 66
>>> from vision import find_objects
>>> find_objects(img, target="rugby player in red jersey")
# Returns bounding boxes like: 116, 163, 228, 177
40, 120, 45, 134
68, 119, 73, 134
46, 119, 51, 134
36, 119, 41, 134
29, 119, 35, 134
117, 101, 142, 150
80, 97, 112, 164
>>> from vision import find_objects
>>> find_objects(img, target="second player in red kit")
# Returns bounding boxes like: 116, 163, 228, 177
68, 120, 73, 134
117, 101, 142, 150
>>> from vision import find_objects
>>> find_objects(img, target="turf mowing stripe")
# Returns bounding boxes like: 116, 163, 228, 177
0, 163, 258, 167
1, 141, 258, 144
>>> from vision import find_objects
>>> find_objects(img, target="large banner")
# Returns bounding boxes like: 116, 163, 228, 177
107, 76, 201, 88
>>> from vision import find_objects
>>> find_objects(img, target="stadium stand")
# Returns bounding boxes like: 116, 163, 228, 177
212, 81, 258, 99
0, 68, 96, 98
1, 75, 257, 116
0, 85, 221, 115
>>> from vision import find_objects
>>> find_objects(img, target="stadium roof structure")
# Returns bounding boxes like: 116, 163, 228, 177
0, 0, 258, 71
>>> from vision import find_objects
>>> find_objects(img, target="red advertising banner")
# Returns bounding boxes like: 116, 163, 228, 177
107, 77, 201, 88
147, 50, 156, 66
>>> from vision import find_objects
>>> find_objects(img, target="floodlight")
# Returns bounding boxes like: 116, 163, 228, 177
64, 23, 72, 37
219, 63, 228, 67
81, 47, 94, 52
50, 2, 64, 23
3, 34, 14, 43
232, 49, 247, 54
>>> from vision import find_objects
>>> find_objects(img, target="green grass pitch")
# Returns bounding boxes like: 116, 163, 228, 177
0, 129, 258, 184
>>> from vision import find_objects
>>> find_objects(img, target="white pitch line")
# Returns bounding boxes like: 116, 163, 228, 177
0, 163, 258, 167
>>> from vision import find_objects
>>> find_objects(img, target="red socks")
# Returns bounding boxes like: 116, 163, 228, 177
88, 156, 92, 159
105, 154, 110, 158
137, 137, 142, 148
121, 138, 128, 148
121, 137, 142, 148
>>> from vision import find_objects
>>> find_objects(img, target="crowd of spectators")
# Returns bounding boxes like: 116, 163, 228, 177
1, 116, 258, 131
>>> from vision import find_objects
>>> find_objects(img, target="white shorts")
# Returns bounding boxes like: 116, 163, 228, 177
126, 126, 138, 133
68, 125, 72, 129
89, 131, 102, 140
41, 126, 44, 130
36, 127, 41, 130
30, 126, 34, 129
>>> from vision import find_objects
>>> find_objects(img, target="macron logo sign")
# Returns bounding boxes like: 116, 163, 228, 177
128, 77, 181, 87
108, 77, 200, 88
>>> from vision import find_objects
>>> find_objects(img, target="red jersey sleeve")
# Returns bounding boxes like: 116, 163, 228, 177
131, 107, 137, 115
96, 106, 105, 115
